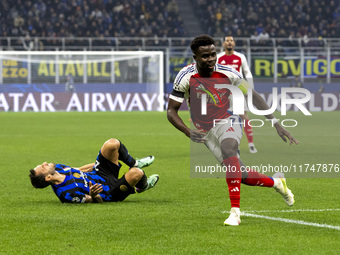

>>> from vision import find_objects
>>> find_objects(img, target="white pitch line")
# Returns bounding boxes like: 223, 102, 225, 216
243, 208, 340, 213
221, 208, 340, 214
243, 213, 340, 231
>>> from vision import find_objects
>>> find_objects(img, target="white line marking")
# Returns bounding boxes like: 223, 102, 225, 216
221, 208, 340, 214
243, 213, 340, 231
243, 208, 340, 213
253, 132, 340, 137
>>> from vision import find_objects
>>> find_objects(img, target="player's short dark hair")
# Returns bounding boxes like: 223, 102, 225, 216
29, 169, 51, 189
190, 35, 215, 53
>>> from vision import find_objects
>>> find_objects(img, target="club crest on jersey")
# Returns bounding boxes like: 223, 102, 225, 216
73, 173, 81, 178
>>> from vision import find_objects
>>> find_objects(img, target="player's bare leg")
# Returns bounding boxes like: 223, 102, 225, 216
239, 159, 294, 206
125, 168, 145, 187
221, 139, 295, 226
101, 138, 154, 168
101, 139, 158, 193
240, 112, 257, 153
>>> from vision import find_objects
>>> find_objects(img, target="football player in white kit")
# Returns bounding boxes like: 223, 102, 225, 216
167, 35, 298, 226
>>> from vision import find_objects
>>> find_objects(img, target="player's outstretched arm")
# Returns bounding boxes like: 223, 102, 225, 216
167, 99, 206, 143
77, 163, 95, 172
251, 89, 299, 145
273, 123, 299, 145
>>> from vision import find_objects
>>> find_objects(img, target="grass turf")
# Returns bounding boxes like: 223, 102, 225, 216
0, 111, 339, 254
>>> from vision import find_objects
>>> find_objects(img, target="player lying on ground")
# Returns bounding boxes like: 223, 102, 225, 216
29, 138, 159, 203
167, 34, 299, 226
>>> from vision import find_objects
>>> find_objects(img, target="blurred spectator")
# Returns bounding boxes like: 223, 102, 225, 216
290, 75, 304, 88
65, 74, 75, 93
250, 30, 260, 43
167, 0, 179, 15
21, 33, 34, 50
0, 0, 187, 49
0, 0, 339, 51
190, 0, 339, 40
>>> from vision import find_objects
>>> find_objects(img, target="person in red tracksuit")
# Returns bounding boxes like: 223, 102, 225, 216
217, 36, 257, 153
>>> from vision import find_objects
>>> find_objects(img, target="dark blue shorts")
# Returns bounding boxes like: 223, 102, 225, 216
95, 151, 135, 202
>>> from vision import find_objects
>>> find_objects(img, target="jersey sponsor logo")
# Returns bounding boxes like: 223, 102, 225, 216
196, 84, 222, 106
223, 64, 240, 70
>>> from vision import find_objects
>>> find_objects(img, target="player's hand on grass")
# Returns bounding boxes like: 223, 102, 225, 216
274, 124, 299, 145
89, 182, 103, 197
190, 129, 207, 143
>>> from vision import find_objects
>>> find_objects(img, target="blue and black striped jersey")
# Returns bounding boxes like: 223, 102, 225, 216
51, 164, 112, 203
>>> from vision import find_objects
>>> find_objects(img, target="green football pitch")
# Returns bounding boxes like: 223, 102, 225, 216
0, 111, 339, 254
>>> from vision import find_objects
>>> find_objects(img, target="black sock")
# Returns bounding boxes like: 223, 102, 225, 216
135, 172, 148, 189
118, 141, 136, 168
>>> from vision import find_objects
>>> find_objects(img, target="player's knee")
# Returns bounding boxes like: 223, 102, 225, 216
222, 148, 237, 159
221, 139, 239, 159
103, 138, 120, 151
129, 167, 144, 181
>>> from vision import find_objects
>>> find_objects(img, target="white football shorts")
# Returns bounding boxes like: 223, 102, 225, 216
204, 115, 243, 164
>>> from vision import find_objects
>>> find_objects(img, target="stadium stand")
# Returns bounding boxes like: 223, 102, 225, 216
190, 0, 340, 45
1, 0, 339, 50
1, 1, 340, 106
0, 0, 188, 49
